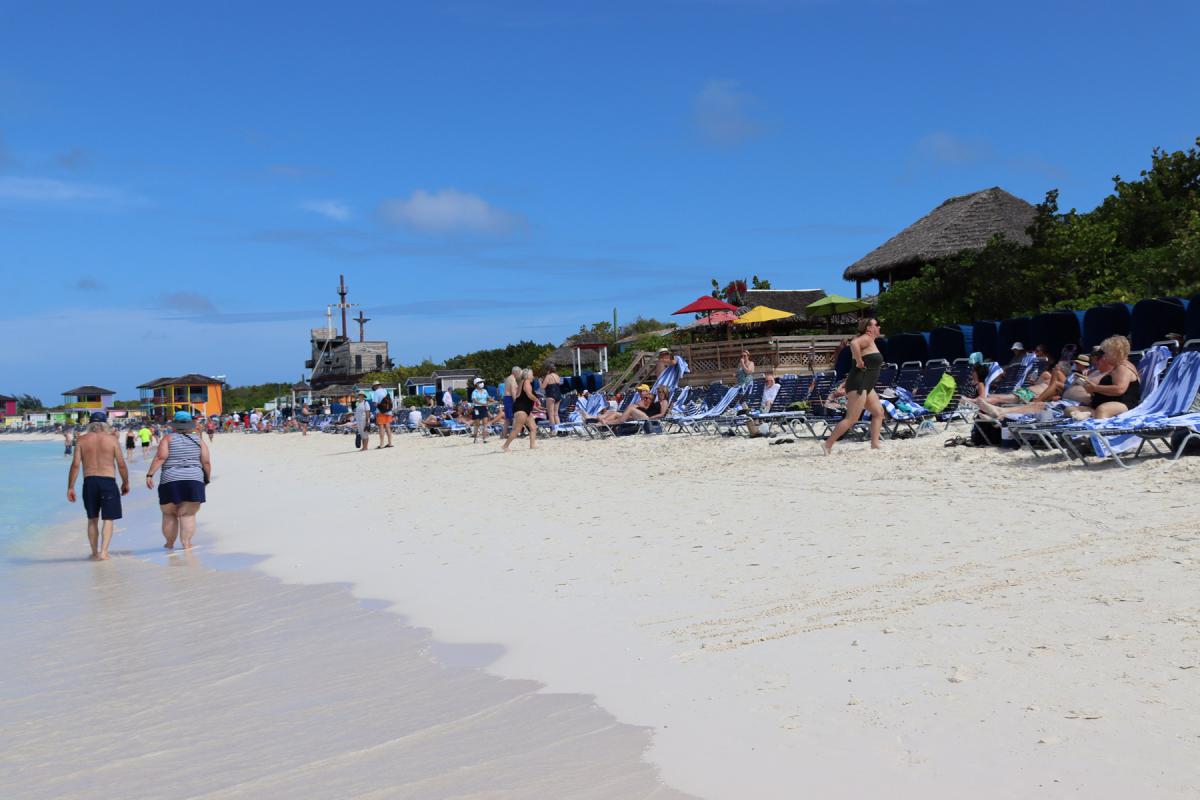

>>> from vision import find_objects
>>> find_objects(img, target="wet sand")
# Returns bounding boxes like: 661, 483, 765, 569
0, 462, 688, 799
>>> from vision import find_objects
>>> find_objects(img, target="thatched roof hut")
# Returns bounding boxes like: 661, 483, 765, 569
740, 289, 827, 320
843, 187, 1036, 294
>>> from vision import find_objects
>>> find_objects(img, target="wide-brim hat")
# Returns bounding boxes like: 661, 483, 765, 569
879, 387, 898, 400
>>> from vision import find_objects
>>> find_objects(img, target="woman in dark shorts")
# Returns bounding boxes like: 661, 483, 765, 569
823, 318, 886, 455
145, 411, 211, 550
124, 428, 136, 458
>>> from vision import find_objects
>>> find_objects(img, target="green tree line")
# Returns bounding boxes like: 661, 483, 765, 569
876, 137, 1200, 332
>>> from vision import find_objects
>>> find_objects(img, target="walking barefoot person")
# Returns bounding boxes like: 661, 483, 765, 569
502, 368, 538, 451
542, 364, 563, 427
823, 318, 885, 454
66, 412, 130, 560
146, 411, 210, 551
470, 378, 491, 442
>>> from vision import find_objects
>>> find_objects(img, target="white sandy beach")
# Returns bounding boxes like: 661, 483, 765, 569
180, 428, 1200, 799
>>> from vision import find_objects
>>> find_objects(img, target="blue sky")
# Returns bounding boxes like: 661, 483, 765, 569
2, 0, 1198, 401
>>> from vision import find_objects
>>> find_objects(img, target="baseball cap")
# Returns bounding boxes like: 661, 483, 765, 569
1011, 342, 1026, 350
636, 384, 651, 392
89, 411, 108, 422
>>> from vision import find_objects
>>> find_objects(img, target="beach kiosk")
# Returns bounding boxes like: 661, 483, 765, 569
138, 374, 224, 420
61, 385, 115, 423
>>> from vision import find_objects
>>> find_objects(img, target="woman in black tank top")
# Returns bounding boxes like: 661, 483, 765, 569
823, 318, 886, 455
1078, 335, 1141, 420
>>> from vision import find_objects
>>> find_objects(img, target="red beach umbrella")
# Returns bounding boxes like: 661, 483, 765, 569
672, 295, 739, 316
685, 310, 739, 327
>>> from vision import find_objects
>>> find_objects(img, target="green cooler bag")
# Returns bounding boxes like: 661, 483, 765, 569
922, 373, 956, 413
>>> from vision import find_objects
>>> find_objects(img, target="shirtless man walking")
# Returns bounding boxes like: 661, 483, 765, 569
66, 412, 130, 560
503, 366, 521, 439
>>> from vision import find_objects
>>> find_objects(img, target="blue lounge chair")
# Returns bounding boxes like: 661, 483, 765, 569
1039, 352, 1200, 467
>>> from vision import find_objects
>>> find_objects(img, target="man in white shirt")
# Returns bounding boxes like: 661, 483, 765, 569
406, 407, 422, 430
371, 381, 393, 449
746, 369, 779, 438
353, 398, 370, 452
441, 387, 453, 408
761, 369, 780, 412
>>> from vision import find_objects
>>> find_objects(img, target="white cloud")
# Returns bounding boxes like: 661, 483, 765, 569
694, 79, 763, 147
300, 199, 352, 221
378, 188, 522, 236
0, 176, 139, 206
160, 291, 216, 314
913, 131, 993, 166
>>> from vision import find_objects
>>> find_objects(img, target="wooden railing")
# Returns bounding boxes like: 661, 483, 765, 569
674, 335, 847, 383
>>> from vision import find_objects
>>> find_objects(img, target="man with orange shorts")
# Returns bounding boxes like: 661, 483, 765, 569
371, 381, 394, 449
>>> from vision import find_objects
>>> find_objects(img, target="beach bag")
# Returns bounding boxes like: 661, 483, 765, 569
922, 374, 956, 413
377, 393, 393, 412
355, 431, 362, 448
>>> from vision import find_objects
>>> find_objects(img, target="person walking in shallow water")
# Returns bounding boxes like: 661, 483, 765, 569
146, 411, 211, 551
66, 412, 130, 560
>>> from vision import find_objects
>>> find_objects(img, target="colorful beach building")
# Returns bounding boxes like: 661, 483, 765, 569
138, 374, 224, 420
61, 386, 116, 422
0, 394, 16, 419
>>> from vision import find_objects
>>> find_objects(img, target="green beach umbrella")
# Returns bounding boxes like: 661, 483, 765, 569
805, 294, 871, 317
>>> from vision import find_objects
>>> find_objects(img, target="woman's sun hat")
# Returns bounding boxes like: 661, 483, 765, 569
170, 410, 196, 432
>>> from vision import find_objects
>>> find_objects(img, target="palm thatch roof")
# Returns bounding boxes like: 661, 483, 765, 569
843, 187, 1036, 282
741, 289, 828, 319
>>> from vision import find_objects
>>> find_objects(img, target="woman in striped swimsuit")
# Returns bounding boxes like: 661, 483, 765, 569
146, 411, 211, 551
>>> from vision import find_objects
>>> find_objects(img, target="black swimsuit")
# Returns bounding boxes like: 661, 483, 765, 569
645, 401, 662, 417
845, 351, 884, 393
544, 381, 562, 402
1091, 371, 1141, 409
513, 385, 535, 415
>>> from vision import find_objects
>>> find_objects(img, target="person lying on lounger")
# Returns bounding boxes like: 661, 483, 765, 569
972, 343, 1062, 407
1067, 335, 1141, 420
596, 391, 654, 425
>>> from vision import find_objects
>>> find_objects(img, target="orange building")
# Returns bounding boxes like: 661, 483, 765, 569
138, 374, 224, 420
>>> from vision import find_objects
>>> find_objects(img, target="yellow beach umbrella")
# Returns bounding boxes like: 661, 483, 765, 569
733, 305, 794, 325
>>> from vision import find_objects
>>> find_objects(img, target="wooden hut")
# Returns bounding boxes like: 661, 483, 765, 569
843, 187, 1036, 297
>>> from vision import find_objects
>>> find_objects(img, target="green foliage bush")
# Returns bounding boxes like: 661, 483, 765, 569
875, 138, 1200, 332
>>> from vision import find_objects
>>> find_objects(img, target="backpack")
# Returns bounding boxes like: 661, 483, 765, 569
922, 374, 956, 413
377, 393, 393, 412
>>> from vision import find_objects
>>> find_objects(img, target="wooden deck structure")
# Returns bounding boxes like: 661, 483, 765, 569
604, 335, 847, 393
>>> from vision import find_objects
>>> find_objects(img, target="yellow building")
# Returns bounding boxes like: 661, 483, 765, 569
138, 374, 224, 420
61, 385, 116, 422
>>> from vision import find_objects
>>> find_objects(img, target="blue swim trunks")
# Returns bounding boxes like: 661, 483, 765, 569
503, 396, 514, 421
82, 476, 123, 520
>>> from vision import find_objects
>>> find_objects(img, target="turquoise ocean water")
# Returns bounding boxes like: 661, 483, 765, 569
0, 441, 72, 565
